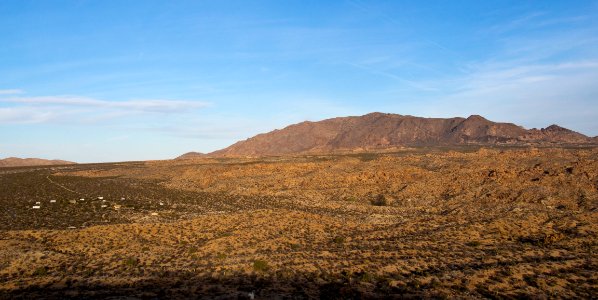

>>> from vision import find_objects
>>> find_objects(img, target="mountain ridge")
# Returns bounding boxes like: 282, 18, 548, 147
178, 112, 597, 158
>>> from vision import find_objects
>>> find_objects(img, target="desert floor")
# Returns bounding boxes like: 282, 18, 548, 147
0, 147, 596, 299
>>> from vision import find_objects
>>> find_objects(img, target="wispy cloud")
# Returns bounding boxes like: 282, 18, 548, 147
376, 9, 598, 136
0, 92, 209, 124
487, 11, 546, 34
0, 106, 58, 124
347, 62, 439, 92
0, 89, 23, 95
414, 58, 598, 135
4, 95, 208, 112
487, 11, 591, 34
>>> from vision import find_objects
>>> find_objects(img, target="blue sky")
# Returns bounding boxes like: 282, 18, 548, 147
1, 0, 597, 162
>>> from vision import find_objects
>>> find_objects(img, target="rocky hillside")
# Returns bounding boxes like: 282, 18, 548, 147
0, 157, 76, 168
199, 113, 595, 157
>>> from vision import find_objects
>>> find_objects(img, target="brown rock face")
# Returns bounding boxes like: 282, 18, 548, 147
0, 157, 76, 168
205, 113, 595, 157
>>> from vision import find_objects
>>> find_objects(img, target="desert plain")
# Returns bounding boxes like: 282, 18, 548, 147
0, 147, 596, 299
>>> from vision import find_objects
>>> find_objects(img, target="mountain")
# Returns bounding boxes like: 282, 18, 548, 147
183, 113, 596, 158
0, 157, 76, 168
521, 125, 591, 143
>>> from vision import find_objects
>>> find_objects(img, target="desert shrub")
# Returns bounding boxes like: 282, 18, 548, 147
466, 241, 481, 247
370, 194, 389, 206
219, 232, 233, 238
216, 253, 227, 260
429, 277, 442, 288
124, 257, 138, 268
33, 266, 48, 276
253, 259, 269, 272
499, 267, 513, 277
518, 234, 561, 247
484, 248, 499, 256
83, 268, 94, 277
333, 236, 345, 244
355, 271, 375, 282
523, 274, 538, 287
289, 243, 301, 250
407, 278, 422, 289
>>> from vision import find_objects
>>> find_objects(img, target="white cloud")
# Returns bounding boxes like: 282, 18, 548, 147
0, 106, 58, 124
3, 95, 208, 113
408, 58, 598, 135
382, 10, 598, 136
0, 94, 209, 124
0, 89, 23, 95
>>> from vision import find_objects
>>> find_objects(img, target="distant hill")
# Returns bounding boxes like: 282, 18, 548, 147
175, 152, 206, 160
0, 157, 76, 168
180, 112, 597, 158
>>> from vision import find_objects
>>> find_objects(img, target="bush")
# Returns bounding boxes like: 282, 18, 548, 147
356, 271, 374, 282
253, 259, 269, 272
83, 268, 94, 277
370, 194, 389, 206
33, 266, 48, 276
518, 234, 561, 247
333, 236, 345, 244
124, 257, 138, 268
523, 274, 538, 287
466, 241, 481, 247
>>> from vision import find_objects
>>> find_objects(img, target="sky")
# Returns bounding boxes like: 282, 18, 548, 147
1, 0, 597, 162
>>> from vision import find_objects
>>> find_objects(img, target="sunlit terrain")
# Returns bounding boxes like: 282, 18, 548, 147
1, 147, 596, 298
